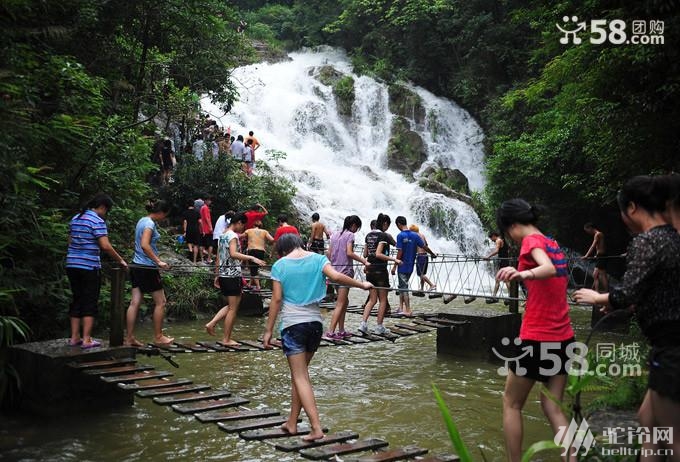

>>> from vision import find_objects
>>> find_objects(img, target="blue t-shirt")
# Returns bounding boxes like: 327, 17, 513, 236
396, 230, 424, 274
270, 253, 330, 330
133, 216, 160, 266
66, 210, 108, 270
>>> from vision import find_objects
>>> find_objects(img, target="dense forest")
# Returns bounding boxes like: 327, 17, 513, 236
2, 0, 679, 351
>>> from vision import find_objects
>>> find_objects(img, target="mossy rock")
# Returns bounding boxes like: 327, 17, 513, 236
388, 84, 426, 126
387, 116, 426, 175
421, 166, 470, 195
418, 178, 473, 206
333, 75, 355, 118
315, 65, 344, 86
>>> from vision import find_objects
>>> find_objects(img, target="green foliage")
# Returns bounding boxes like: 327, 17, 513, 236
162, 272, 217, 320
0, 316, 31, 407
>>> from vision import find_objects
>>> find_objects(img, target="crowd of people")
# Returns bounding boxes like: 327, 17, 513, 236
152, 115, 262, 184
63, 171, 680, 459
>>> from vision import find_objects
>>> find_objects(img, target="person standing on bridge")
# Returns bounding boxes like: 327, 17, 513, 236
307, 212, 331, 254
409, 224, 437, 295
581, 222, 609, 292
205, 212, 265, 345
485, 231, 510, 303
391, 216, 436, 316
263, 233, 372, 441
326, 215, 370, 339
360, 213, 400, 334
126, 200, 174, 347
66, 194, 127, 349
494, 199, 575, 462
575, 176, 680, 459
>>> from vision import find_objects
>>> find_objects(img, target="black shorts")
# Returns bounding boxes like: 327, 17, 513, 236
366, 270, 390, 288
247, 249, 265, 276
219, 277, 243, 296
130, 266, 163, 293
509, 337, 576, 383
595, 254, 608, 270
200, 233, 213, 248
648, 345, 680, 403
185, 229, 200, 245
309, 239, 325, 254
415, 254, 428, 276
66, 267, 101, 317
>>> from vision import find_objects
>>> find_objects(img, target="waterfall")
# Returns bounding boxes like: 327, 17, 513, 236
202, 47, 494, 293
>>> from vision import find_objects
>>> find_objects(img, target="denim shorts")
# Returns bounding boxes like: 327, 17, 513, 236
281, 321, 322, 357
397, 272, 411, 294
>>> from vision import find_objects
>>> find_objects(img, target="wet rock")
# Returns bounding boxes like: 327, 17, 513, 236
388, 84, 426, 127
418, 178, 472, 206
333, 75, 355, 118
421, 165, 471, 196
360, 165, 380, 181
387, 116, 427, 175
250, 40, 290, 63
314, 65, 344, 86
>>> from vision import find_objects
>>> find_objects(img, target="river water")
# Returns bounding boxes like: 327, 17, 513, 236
2, 297, 606, 462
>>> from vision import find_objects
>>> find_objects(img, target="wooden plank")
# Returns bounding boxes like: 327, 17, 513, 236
423, 318, 468, 327
275, 430, 359, 452
83, 364, 155, 376
173, 341, 211, 352
394, 323, 430, 333
412, 319, 447, 328
216, 341, 252, 352
194, 407, 278, 423
217, 416, 299, 433
240, 426, 327, 441
354, 332, 385, 342
239, 340, 277, 351
136, 384, 210, 398
68, 358, 136, 370
320, 336, 353, 346
196, 341, 232, 352
415, 456, 460, 462
300, 438, 389, 460
102, 370, 172, 383
369, 331, 399, 341
340, 335, 372, 344
153, 389, 231, 405
148, 343, 186, 353
172, 396, 250, 414
118, 378, 191, 391
384, 326, 415, 336
343, 446, 428, 462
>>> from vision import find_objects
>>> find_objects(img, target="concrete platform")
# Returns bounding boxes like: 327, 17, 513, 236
435, 308, 521, 361
9, 339, 137, 416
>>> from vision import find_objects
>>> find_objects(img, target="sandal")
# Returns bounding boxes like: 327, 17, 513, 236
81, 339, 102, 349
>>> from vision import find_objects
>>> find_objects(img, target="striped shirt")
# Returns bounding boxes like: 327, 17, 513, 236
66, 210, 107, 270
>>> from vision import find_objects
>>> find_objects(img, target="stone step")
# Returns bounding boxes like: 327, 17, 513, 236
299, 438, 389, 460
153, 389, 231, 405
172, 396, 250, 414
117, 378, 191, 391
136, 384, 210, 398
275, 430, 359, 452
194, 407, 278, 423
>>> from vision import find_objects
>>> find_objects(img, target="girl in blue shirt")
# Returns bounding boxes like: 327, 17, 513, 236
263, 234, 372, 441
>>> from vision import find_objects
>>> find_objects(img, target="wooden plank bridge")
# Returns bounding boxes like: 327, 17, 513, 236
66, 318, 461, 461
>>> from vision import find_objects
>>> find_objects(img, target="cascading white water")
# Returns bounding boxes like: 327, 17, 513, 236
202, 47, 496, 294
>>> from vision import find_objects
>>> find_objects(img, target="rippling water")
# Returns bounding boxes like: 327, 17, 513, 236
1, 299, 608, 461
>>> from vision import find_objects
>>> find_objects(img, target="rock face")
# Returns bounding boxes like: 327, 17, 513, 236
421, 165, 471, 196
388, 84, 426, 127
387, 116, 427, 175
250, 40, 290, 63
313, 66, 355, 118
418, 178, 473, 206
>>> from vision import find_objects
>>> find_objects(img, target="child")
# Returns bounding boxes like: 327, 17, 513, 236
262, 234, 372, 441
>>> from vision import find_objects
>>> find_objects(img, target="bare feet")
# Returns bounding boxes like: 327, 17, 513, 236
220, 339, 240, 346
302, 430, 325, 442
154, 335, 175, 345
205, 324, 216, 336
280, 422, 297, 434
124, 338, 144, 347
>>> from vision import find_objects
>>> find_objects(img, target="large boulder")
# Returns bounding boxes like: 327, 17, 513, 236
314, 65, 344, 86
418, 178, 473, 206
387, 117, 427, 175
388, 84, 426, 127
333, 75, 355, 118
421, 165, 471, 195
